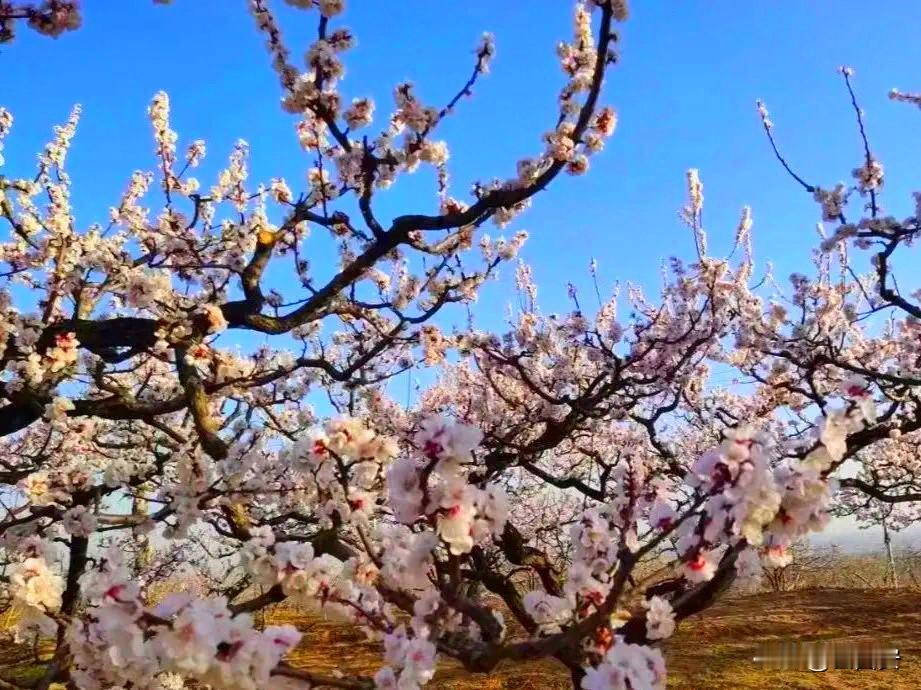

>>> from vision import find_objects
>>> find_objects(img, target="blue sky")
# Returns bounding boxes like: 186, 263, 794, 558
3, 0, 921, 326
4, 2, 921, 547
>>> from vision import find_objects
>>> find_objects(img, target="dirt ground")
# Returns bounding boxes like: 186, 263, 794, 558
2, 588, 919, 688
277, 588, 921, 689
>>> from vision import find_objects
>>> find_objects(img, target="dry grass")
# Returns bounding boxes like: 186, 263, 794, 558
276, 588, 921, 689
666, 588, 921, 689
2, 588, 919, 688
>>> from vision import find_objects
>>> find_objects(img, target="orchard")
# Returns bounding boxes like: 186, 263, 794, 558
0, 2, 919, 689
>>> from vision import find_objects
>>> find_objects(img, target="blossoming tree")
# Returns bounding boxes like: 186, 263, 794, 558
0, 0, 80, 43
0, 1, 918, 689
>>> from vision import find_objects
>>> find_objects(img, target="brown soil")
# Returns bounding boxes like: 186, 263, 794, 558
2, 588, 918, 689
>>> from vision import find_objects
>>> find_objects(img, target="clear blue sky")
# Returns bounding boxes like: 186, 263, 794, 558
5, 1, 921, 548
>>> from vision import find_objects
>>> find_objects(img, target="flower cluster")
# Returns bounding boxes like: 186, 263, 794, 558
0, 1, 81, 44
582, 638, 666, 690
375, 625, 437, 690
9, 554, 64, 640
286, 417, 397, 529
67, 551, 301, 690
673, 403, 859, 582
386, 416, 509, 555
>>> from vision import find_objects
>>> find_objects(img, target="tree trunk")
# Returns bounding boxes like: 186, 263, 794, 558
132, 489, 153, 575
568, 664, 586, 688
883, 519, 898, 588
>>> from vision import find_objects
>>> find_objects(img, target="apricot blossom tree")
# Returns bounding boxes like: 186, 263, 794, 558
0, 0, 80, 43
0, 2, 918, 690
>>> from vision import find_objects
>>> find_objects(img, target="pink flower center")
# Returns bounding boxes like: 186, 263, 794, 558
423, 439, 443, 459
104, 584, 125, 601
215, 640, 244, 661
